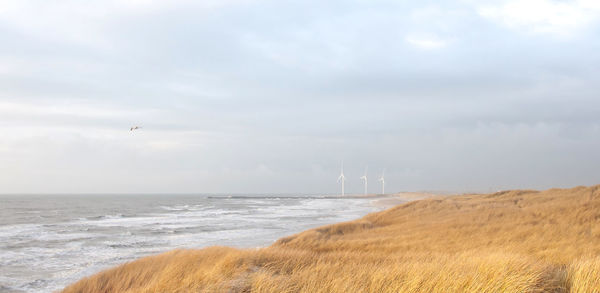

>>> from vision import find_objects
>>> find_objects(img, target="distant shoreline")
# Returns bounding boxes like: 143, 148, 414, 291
370, 192, 441, 208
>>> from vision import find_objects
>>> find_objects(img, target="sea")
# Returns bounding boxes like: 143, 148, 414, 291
0, 194, 383, 293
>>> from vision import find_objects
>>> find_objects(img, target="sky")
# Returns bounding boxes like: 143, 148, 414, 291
1, 0, 600, 194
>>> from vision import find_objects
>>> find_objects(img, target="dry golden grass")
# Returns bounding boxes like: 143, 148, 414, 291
569, 257, 600, 293
63, 185, 600, 293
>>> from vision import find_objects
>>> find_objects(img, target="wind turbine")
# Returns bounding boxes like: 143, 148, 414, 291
337, 162, 346, 197
378, 169, 385, 194
360, 167, 368, 195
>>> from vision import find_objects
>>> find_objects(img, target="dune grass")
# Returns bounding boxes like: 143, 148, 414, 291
63, 185, 600, 292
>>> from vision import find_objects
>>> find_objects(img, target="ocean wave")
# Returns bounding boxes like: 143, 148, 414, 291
1, 195, 378, 293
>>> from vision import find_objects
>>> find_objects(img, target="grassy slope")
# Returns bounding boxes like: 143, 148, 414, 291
63, 186, 600, 293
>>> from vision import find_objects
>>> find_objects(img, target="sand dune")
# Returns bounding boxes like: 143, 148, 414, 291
63, 185, 600, 292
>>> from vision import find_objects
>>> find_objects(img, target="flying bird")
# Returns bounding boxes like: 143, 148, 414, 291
130, 126, 142, 131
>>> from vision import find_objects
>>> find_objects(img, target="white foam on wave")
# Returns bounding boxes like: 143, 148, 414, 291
78, 215, 165, 227
1, 196, 379, 293
0, 223, 42, 239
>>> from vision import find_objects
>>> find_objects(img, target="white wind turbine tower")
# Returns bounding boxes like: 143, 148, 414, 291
378, 169, 385, 194
360, 167, 368, 195
337, 162, 346, 197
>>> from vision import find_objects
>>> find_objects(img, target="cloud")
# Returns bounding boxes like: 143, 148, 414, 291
405, 34, 448, 49
477, 0, 600, 36
0, 0, 250, 50
1, 0, 600, 193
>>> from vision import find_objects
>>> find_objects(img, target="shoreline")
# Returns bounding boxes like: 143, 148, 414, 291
335, 192, 443, 209
2, 194, 385, 293
62, 185, 600, 292
370, 192, 441, 208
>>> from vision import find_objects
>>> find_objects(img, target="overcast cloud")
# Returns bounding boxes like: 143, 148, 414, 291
1, 0, 600, 194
